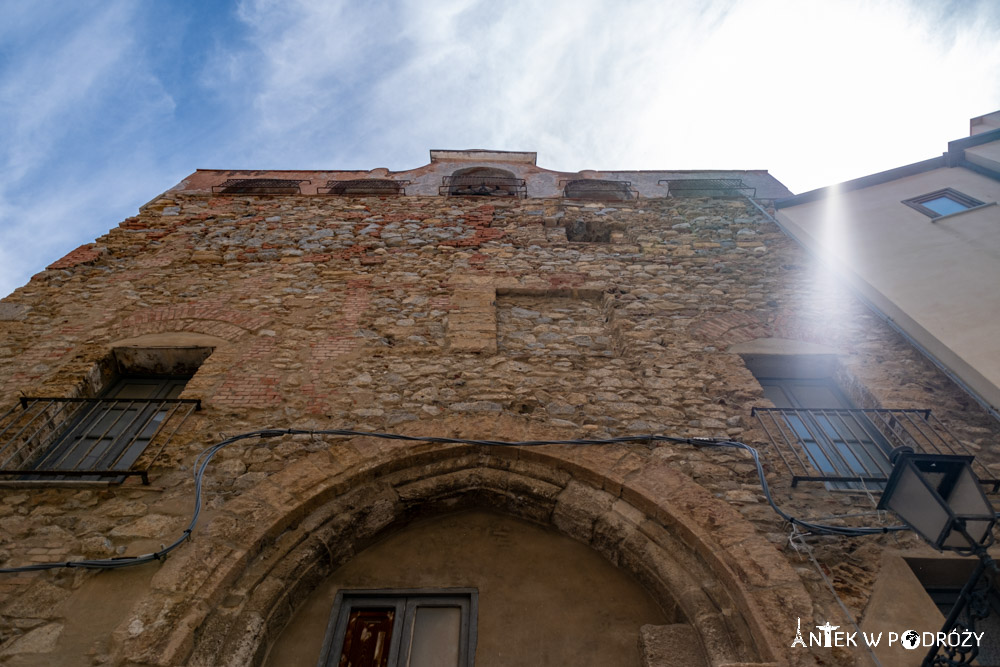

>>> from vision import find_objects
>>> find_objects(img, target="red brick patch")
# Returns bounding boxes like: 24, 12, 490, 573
300, 254, 331, 263
47, 244, 106, 269
307, 283, 371, 364
548, 272, 587, 288
212, 373, 282, 407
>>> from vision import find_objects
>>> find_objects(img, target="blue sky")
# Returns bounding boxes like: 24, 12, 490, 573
2, 0, 999, 298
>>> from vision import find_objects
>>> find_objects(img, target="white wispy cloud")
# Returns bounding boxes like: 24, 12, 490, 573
222, 0, 1000, 187
1, 5, 134, 182
0, 2, 178, 297
2, 0, 999, 298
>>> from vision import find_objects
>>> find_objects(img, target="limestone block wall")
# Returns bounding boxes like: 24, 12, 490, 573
0, 190, 997, 665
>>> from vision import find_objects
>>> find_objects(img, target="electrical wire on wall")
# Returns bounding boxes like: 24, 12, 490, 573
788, 527, 886, 667
0, 428, 910, 574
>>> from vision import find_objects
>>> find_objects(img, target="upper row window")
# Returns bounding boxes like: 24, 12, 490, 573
902, 188, 985, 218
442, 167, 526, 198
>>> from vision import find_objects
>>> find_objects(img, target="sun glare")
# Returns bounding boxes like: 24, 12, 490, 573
811, 183, 852, 309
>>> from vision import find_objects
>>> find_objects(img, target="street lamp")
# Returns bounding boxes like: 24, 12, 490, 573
878, 451, 996, 554
878, 449, 998, 666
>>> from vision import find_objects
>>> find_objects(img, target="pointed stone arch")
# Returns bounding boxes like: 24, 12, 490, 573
110, 420, 809, 666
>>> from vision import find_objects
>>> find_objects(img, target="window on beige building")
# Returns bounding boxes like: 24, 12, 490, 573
902, 188, 985, 218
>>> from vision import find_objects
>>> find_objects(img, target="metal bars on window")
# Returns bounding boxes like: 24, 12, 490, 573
211, 179, 308, 195
659, 178, 756, 198
561, 179, 635, 200
0, 396, 200, 483
752, 407, 999, 492
318, 179, 409, 196
441, 175, 527, 198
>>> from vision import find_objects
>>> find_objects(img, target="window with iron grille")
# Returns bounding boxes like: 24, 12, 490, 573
442, 167, 526, 198
562, 179, 633, 201
0, 376, 198, 483
658, 178, 756, 198
750, 371, 997, 492
0, 347, 206, 483
757, 376, 892, 490
318, 179, 407, 196
211, 178, 306, 195
318, 589, 477, 667
906, 557, 1000, 664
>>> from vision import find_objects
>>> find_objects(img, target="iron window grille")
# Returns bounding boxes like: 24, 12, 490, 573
659, 178, 756, 198
753, 406, 998, 492
441, 175, 527, 198
318, 589, 478, 667
561, 179, 635, 200
211, 179, 308, 195
901, 188, 986, 219
317, 179, 409, 196
0, 378, 199, 484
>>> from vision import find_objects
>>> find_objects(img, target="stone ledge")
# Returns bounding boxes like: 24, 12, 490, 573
640, 623, 708, 667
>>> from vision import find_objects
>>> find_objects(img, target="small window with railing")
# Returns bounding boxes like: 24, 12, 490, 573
318, 179, 408, 196
0, 347, 207, 483
442, 167, 526, 198
659, 178, 756, 198
562, 179, 635, 201
755, 377, 892, 490
736, 346, 997, 493
211, 178, 307, 195
751, 376, 997, 492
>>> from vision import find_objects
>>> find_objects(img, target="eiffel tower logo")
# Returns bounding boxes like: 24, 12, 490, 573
791, 617, 806, 648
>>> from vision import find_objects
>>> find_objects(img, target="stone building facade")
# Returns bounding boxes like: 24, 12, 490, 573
0, 151, 998, 666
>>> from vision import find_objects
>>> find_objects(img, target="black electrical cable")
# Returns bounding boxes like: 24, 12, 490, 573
688, 438, 907, 537
0, 428, 908, 574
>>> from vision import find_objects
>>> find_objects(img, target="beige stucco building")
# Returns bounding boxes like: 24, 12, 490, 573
775, 112, 1000, 418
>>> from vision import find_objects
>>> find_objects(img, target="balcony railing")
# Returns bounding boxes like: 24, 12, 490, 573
752, 407, 999, 492
212, 179, 308, 195
0, 396, 200, 484
562, 179, 636, 201
318, 179, 408, 196
659, 178, 756, 198
441, 175, 527, 198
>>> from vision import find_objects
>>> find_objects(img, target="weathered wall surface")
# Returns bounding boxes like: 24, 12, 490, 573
0, 190, 998, 665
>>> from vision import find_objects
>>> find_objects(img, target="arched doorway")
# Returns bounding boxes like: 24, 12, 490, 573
114, 436, 802, 666
266, 510, 672, 666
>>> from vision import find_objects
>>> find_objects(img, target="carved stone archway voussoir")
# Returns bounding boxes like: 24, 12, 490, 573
110, 425, 809, 667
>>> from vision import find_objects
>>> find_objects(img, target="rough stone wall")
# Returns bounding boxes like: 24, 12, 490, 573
0, 191, 998, 665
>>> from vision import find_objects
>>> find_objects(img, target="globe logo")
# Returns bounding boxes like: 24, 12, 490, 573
902, 630, 921, 650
